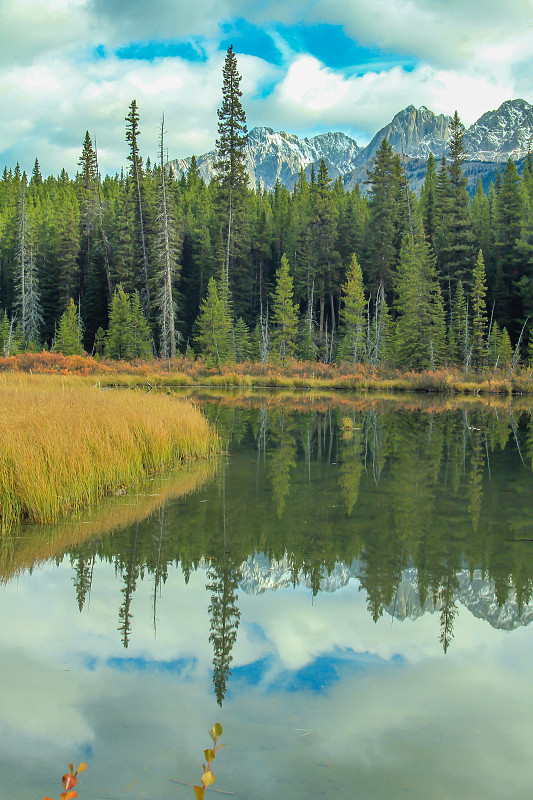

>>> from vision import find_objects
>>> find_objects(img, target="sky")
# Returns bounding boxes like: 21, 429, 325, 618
1, 0, 533, 176
3, 559, 533, 798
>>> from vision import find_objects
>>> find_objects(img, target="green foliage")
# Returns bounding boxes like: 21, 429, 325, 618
233, 317, 249, 362
338, 253, 366, 364
195, 277, 233, 367
270, 254, 298, 363
394, 230, 446, 369
105, 286, 152, 360
53, 298, 84, 355
471, 250, 488, 371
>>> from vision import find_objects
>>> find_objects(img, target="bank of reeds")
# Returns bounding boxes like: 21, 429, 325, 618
0, 460, 217, 582
0, 374, 218, 530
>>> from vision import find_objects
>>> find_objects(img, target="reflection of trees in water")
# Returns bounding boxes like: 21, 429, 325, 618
117, 524, 140, 648
61, 401, 533, 670
207, 462, 241, 706
268, 411, 297, 517
71, 547, 95, 612
207, 561, 241, 706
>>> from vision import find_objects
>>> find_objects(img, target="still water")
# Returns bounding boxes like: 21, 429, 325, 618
2, 391, 533, 799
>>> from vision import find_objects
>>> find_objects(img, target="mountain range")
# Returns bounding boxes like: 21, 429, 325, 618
168, 98, 533, 195
238, 553, 533, 632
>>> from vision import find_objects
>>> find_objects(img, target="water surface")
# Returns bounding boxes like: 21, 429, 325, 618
2, 392, 533, 800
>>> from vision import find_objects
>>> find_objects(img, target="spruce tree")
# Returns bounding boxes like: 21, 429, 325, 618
495, 157, 525, 331
338, 253, 366, 364
364, 139, 406, 295
394, 227, 446, 370
215, 45, 248, 291
270, 254, 299, 363
105, 285, 133, 360
53, 298, 83, 355
125, 100, 151, 317
442, 111, 475, 293
195, 276, 233, 367
450, 280, 468, 366
129, 290, 152, 359
471, 250, 488, 371
155, 114, 180, 358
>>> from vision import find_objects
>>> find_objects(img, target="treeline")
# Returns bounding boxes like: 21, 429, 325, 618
1, 49, 533, 370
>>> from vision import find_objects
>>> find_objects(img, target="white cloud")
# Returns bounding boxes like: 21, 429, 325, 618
260, 55, 517, 142
0, 0, 532, 172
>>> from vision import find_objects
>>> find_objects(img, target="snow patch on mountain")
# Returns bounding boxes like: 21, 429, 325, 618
238, 554, 533, 631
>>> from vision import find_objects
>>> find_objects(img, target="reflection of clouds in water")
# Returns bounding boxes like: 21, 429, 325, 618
2, 558, 533, 799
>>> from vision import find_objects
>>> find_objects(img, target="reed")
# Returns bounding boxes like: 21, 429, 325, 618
0, 374, 218, 530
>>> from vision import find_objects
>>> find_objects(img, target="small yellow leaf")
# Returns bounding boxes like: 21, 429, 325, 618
194, 785, 205, 800
212, 723, 223, 737
77, 763, 87, 774
204, 749, 215, 762
201, 770, 216, 788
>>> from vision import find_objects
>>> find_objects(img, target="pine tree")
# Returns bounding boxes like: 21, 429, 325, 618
309, 159, 339, 339
270, 254, 298, 363
442, 111, 475, 292
338, 253, 366, 364
495, 157, 525, 331
155, 114, 180, 358
215, 45, 248, 290
105, 285, 133, 360
364, 139, 406, 295
54, 298, 83, 355
471, 250, 488, 371
419, 153, 438, 253
126, 100, 151, 317
394, 227, 446, 370
195, 276, 233, 367
233, 317, 249, 362
77, 131, 98, 297
129, 290, 152, 359
14, 177, 43, 346
450, 280, 468, 366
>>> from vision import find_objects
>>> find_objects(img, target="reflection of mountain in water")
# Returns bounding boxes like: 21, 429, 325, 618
239, 554, 533, 631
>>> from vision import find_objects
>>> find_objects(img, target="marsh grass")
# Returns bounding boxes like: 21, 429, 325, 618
0, 460, 217, 582
0, 374, 218, 530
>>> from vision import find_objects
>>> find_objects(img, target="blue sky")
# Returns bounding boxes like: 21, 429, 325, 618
0, 0, 532, 174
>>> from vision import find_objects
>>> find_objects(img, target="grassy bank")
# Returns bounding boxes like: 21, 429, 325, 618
0, 373, 218, 530
2, 351, 533, 394
0, 460, 217, 582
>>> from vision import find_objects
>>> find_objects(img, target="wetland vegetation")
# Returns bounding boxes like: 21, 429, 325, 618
0, 373, 218, 530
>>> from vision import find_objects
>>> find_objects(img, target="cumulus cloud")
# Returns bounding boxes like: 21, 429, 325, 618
1, 0, 532, 173
259, 55, 516, 139
0, 47, 276, 174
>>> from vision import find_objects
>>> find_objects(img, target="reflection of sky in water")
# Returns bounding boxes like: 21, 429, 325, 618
2, 558, 533, 800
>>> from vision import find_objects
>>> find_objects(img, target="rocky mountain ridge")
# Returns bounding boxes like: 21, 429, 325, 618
238, 553, 533, 632
168, 98, 533, 193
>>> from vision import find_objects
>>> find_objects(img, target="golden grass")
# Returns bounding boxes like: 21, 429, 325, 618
0, 373, 218, 530
0, 460, 218, 583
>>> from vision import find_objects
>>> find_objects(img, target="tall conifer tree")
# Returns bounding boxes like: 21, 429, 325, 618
215, 45, 248, 296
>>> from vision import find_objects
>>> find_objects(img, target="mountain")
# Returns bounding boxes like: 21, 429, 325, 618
169, 99, 533, 194
238, 553, 533, 631
168, 127, 361, 192
354, 104, 452, 166
465, 98, 533, 162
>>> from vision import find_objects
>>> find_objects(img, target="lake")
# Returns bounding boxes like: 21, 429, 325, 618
2, 391, 533, 800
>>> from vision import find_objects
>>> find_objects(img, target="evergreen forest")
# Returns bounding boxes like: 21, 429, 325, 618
2, 46, 533, 372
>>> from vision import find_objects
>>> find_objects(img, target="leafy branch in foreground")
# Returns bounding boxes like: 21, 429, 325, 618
194, 723, 225, 799
43, 761, 87, 800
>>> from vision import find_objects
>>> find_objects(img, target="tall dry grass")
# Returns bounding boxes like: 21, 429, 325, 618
0, 460, 218, 582
0, 374, 218, 529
